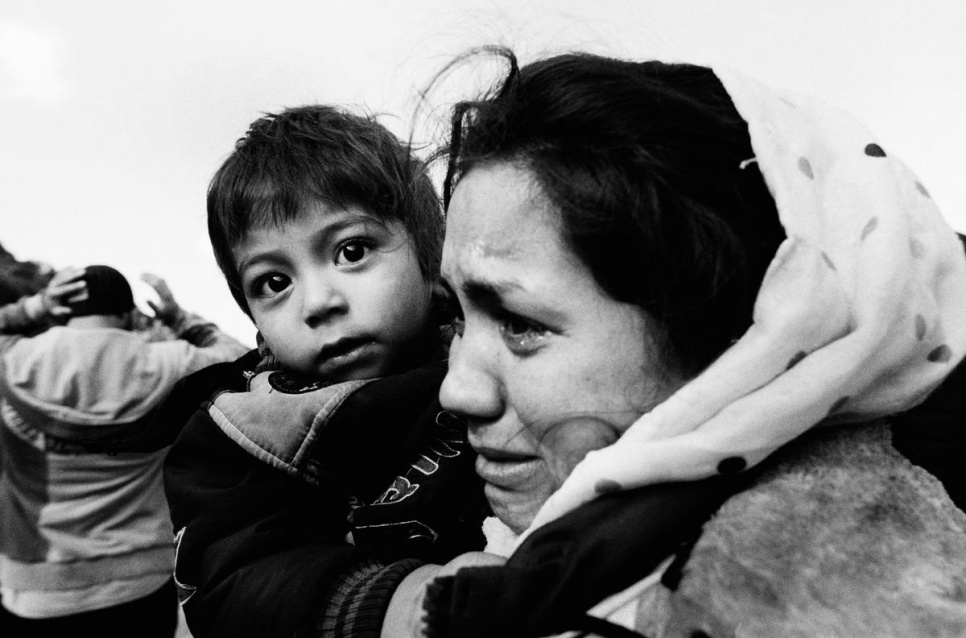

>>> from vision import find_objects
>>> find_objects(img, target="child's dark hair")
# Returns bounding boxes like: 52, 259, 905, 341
442, 50, 785, 377
208, 105, 443, 317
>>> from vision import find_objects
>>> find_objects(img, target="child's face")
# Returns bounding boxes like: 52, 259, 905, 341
234, 203, 435, 381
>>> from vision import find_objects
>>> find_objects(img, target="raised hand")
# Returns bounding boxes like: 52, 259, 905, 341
141, 273, 184, 326
41, 267, 88, 318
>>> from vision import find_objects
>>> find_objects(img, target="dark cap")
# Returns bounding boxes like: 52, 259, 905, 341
68, 265, 135, 318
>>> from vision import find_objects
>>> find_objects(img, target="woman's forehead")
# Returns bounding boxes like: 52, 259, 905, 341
443, 166, 567, 275
445, 165, 560, 249
441, 165, 609, 323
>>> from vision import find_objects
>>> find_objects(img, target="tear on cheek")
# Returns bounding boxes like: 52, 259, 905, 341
541, 417, 620, 488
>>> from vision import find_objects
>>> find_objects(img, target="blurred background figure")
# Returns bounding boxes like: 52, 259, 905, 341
0, 265, 247, 638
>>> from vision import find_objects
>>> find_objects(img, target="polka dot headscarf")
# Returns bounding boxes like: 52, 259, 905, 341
514, 67, 966, 548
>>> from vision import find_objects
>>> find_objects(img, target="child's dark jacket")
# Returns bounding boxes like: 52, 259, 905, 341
153, 351, 487, 638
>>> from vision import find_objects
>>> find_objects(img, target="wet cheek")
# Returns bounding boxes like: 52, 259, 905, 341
539, 418, 620, 488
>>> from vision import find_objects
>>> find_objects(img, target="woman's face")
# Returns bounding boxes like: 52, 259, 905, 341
440, 163, 681, 533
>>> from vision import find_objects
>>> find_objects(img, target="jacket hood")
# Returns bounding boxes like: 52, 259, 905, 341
1, 327, 175, 428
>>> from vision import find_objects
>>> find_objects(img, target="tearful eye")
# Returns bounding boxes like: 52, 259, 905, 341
500, 315, 549, 355
503, 317, 533, 338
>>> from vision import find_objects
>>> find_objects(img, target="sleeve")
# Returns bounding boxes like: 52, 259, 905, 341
158, 310, 251, 377
89, 349, 262, 454
422, 474, 751, 638
0, 295, 42, 332
165, 410, 425, 638
0, 295, 50, 352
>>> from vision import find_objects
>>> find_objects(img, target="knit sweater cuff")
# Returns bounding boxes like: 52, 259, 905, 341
317, 558, 424, 638
0, 295, 49, 334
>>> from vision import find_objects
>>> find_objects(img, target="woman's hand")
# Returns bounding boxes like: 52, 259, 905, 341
381, 552, 506, 638
141, 273, 185, 326
36, 266, 88, 319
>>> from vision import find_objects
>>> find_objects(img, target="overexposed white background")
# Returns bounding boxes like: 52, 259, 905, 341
2, 0, 964, 345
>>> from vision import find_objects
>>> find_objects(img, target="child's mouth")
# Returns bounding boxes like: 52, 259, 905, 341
315, 337, 378, 377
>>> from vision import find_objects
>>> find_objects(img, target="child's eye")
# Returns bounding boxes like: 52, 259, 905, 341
500, 315, 549, 355
250, 273, 291, 299
335, 239, 372, 266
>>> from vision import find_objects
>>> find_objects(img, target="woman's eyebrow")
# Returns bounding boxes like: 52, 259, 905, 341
443, 268, 523, 298
460, 279, 525, 314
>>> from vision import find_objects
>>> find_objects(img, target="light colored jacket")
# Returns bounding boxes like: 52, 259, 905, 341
0, 310, 247, 618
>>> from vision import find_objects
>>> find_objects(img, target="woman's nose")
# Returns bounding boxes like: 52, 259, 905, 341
439, 331, 503, 420
301, 274, 348, 326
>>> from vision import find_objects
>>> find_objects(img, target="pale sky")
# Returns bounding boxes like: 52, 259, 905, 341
2, 0, 964, 345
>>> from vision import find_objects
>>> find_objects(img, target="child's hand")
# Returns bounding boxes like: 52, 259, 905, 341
141, 273, 184, 326
39, 267, 88, 318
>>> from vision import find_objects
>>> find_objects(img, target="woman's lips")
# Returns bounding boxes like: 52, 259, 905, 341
473, 446, 552, 534
474, 452, 541, 490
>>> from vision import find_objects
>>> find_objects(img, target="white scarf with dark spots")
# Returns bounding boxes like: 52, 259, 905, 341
508, 67, 966, 551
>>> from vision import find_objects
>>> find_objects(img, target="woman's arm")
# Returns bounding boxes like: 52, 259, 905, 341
416, 475, 749, 638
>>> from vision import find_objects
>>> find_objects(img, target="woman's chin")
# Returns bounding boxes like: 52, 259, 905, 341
484, 483, 548, 535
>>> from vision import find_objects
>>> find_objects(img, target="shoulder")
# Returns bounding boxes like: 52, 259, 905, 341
207, 369, 380, 484
160, 348, 260, 419
637, 423, 966, 637
103, 348, 262, 452
1, 328, 159, 417
891, 354, 966, 510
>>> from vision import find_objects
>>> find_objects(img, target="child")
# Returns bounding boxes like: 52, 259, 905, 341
159, 106, 489, 638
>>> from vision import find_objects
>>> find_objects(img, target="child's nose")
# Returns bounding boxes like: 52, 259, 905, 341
301, 277, 348, 326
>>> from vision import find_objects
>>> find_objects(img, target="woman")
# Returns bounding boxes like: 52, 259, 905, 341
387, 52, 966, 637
